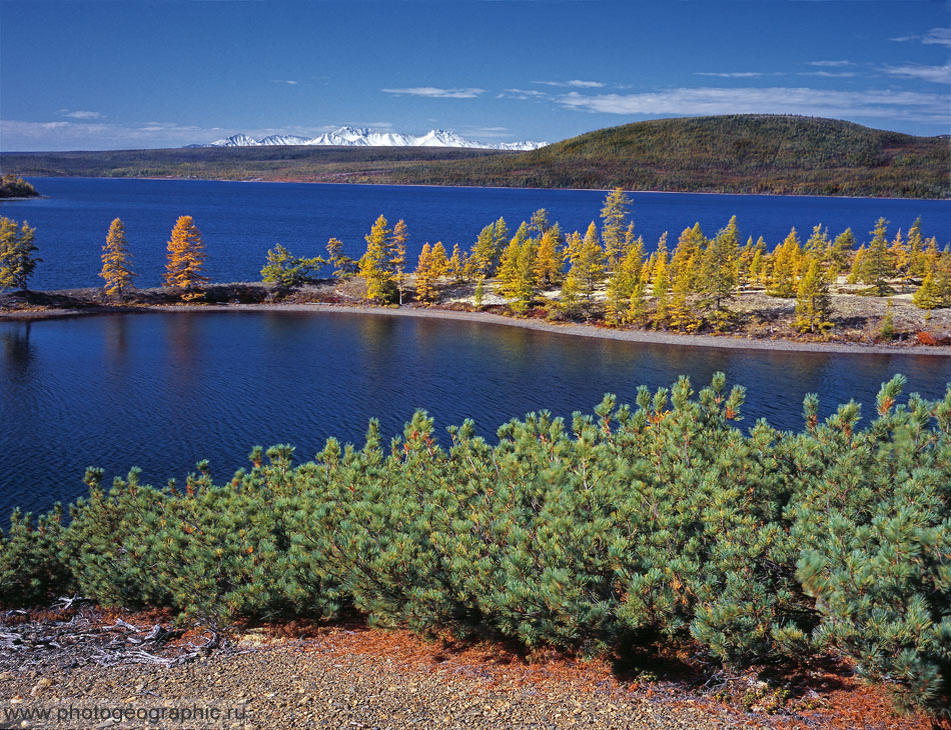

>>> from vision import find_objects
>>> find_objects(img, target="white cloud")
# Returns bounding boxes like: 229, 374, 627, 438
808, 60, 856, 68
695, 72, 769, 78
533, 80, 605, 88
798, 71, 857, 78
272, 79, 298, 85
923, 28, 951, 46
500, 88, 551, 100
0, 119, 334, 151
63, 110, 103, 119
882, 63, 951, 84
381, 87, 486, 99
458, 126, 511, 139
891, 27, 951, 46
554, 86, 949, 123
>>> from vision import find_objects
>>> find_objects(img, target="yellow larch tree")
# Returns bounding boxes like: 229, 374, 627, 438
767, 228, 802, 297
389, 219, 409, 304
532, 224, 563, 289
100, 217, 136, 300
414, 242, 449, 303
359, 214, 393, 302
164, 215, 208, 298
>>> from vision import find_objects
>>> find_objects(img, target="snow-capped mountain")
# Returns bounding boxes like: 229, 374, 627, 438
192, 127, 546, 151
259, 134, 312, 146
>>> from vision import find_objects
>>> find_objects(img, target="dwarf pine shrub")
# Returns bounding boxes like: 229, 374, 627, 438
0, 374, 948, 717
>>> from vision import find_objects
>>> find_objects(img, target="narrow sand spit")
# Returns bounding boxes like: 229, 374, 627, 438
5, 301, 946, 356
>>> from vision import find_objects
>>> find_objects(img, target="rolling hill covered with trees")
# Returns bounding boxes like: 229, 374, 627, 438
2, 116, 947, 198
389, 115, 950, 198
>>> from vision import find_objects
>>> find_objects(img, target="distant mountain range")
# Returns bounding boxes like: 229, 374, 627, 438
187, 126, 547, 151
4, 116, 946, 198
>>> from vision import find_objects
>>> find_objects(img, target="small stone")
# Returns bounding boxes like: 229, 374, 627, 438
29, 678, 53, 696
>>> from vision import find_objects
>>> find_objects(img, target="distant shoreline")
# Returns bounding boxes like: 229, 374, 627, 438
14, 174, 947, 201
3, 299, 949, 356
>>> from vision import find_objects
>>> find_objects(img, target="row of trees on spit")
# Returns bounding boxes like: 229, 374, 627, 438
0, 215, 208, 299
2, 192, 949, 334
342, 190, 950, 334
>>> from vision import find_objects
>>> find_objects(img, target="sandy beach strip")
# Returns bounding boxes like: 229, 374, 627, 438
3, 301, 950, 356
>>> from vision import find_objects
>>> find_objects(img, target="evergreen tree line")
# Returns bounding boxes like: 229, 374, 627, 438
1, 375, 949, 717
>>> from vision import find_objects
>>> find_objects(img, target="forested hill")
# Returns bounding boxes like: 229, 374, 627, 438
389, 115, 950, 198
2, 116, 947, 198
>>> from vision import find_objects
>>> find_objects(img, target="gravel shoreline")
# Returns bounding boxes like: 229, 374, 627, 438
2, 301, 950, 357
1, 643, 760, 730
2, 610, 935, 730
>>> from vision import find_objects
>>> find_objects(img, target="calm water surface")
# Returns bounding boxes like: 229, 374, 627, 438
2, 311, 949, 517
3, 178, 949, 290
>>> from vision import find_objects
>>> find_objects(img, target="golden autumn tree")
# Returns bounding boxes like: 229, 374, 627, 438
164, 215, 208, 298
414, 242, 448, 303
533, 224, 563, 289
389, 219, 409, 304
100, 217, 136, 300
359, 214, 394, 302
768, 228, 802, 298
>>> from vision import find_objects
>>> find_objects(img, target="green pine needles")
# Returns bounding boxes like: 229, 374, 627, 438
1, 374, 949, 717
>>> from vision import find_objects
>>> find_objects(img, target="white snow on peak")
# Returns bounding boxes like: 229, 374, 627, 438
259, 134, 312, 146
193, 127, 547, 151
207, 133, 260, 147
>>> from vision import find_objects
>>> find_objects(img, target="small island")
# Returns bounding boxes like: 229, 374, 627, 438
0, 174, 38, 199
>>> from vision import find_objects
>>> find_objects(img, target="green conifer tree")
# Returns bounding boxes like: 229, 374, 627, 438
861, 217, 894, 296
793, 257, 833, 333
599, 188, 632, 266
261, 244, 324, 291
828, 228, 855, 283
326, 237, 357, 279
701, 216, 739, 314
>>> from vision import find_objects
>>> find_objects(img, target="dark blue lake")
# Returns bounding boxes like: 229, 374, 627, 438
1, 180, 950, 518
1, 310, 949, 518
3, 178, 949, 290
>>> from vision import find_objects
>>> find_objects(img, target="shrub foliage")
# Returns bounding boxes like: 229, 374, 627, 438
1, 374, 948, 716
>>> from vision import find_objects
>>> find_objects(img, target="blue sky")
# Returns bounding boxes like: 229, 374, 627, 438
1, 0, 949, 150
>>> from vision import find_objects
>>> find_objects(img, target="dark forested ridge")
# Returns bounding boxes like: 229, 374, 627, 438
391, 115, 950, 198
2, 116, 948, 198
0, 146, 508, 184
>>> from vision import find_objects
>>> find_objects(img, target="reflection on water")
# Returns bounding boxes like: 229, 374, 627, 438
1, 323, 35, 380
1, 311, 949, 516
103, 315, 128, 365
